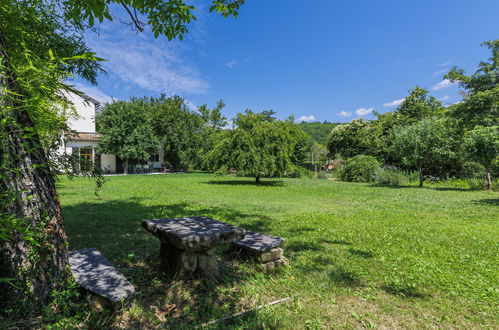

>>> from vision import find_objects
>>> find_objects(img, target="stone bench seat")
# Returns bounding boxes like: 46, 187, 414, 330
68, 248, 135, 307
232, 231, 288, 271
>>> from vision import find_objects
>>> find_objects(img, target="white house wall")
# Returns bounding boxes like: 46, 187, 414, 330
101, 154, 116, 173
64, 91, 97, 133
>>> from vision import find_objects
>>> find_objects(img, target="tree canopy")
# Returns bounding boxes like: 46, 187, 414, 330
97, 99, 159, 173
389, 117, 457, 187
205, 110, 310, 183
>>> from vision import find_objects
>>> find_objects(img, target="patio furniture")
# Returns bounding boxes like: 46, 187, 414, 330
126, 164, 135, 174
68, 248, 135, 309
141, 216, 246, 278
232, 231, 288, 272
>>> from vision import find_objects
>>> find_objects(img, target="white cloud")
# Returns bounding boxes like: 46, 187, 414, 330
433, 69, 449, 76
85, 23, 209, 96
298, 115, 316, 122
226, 60, 237, 68
440, 60, 452, 67
432, 79, 456, 90
355, 107, 374, 116
383, 98, 405, 107
439, 95, 450, 101
184, 99, 198, 111
338, 111, 352, 117
71, 82, 114, 104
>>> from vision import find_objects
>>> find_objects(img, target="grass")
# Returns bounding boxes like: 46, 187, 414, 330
54, 172, 497, 328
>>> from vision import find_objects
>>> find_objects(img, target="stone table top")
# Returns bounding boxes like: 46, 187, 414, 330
141, 216, 246, 252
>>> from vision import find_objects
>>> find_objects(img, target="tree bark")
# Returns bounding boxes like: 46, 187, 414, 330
0, 31, 69, 305
486, 172, 492, 191
255, 175, 260, 184
418, 167, 424, 187
123, 160, 128, 174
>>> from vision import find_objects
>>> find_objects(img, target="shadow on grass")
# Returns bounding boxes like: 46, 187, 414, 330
381, 283, 429, 299
369, 183, 469, 192
322, 239, 352, 245
204, 180, 285, 187
61, 199, 280, 328
286, 241, 325, 253
348, 248, 374, 259
473, 198, 499, 206
330, 267, 363, 287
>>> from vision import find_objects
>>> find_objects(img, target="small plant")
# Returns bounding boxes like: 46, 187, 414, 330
339, 155, 380, 183
467, 178, 486, 190
375, 166, 405, 185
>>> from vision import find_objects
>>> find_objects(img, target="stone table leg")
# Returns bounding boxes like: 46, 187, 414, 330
159, 243, 220, 279
160, 242, 197, 278
197, 248, 219, 277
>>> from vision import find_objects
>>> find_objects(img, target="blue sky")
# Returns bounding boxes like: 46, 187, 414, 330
72, 0, 499, 123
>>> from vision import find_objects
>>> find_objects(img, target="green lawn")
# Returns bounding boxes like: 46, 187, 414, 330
57, 173, 498, 328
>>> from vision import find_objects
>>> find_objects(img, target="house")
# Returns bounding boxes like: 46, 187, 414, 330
58, 90, 165, 174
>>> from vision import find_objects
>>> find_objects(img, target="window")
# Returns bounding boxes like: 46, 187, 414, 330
150, 154, 160, 162
79, 147, 93, 172
80, 148, 93, 162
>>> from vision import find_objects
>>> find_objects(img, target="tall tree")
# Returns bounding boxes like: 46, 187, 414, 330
463, 126, 499, 191
389, 117, 456, 187
148, 95, 205, 170
97, 99, 159, 173
1, 0, 244, 308
205, 110, 302, 183
445, 40, 499, 129
328, 119, 382, 159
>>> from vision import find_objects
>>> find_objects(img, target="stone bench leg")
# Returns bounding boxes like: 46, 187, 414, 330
159, 243, 219, 279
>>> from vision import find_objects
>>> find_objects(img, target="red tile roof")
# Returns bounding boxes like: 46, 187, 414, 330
66, 132, 101, 142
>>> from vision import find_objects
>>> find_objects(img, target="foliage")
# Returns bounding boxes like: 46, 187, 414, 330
148, 95, 205, 170
328, 119, 382, 159
97, 99, 159, 172
463, 126, 499, 171
339, 155, 380, 183
463, 126, 499, 190
299, 121, 340, 145
394, 86, 444, 125
460, 161, 486, 179
445, 40, 499, 128
389, 117, 457, 187
375, 166, 405, 186
205, 110, 309, 183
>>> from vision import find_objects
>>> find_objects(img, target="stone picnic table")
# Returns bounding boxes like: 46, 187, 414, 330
141, 216, 246, 278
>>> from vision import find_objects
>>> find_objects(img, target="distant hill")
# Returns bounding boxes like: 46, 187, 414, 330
299, 121, 341, 146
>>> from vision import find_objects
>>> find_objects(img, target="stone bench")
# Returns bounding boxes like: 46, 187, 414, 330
232, 231, 288, 272
68, 248, 135, 309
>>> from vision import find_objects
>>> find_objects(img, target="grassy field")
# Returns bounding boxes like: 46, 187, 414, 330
56, 173, 498, 328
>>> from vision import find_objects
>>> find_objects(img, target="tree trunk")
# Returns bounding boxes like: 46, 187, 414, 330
486, 172, 492, 191
418, 167, 424, 187
255, 175, 260, 184
0, 32, 69, 305
123, 160, 128, 174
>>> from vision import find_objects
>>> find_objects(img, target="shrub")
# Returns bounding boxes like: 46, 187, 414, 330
286, 166, 310, 178
339, 155, 380, 182
375, 166, 405, 185
461, 161, 486, 179
317, 171, 329, 180
467, 178, 486, 190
